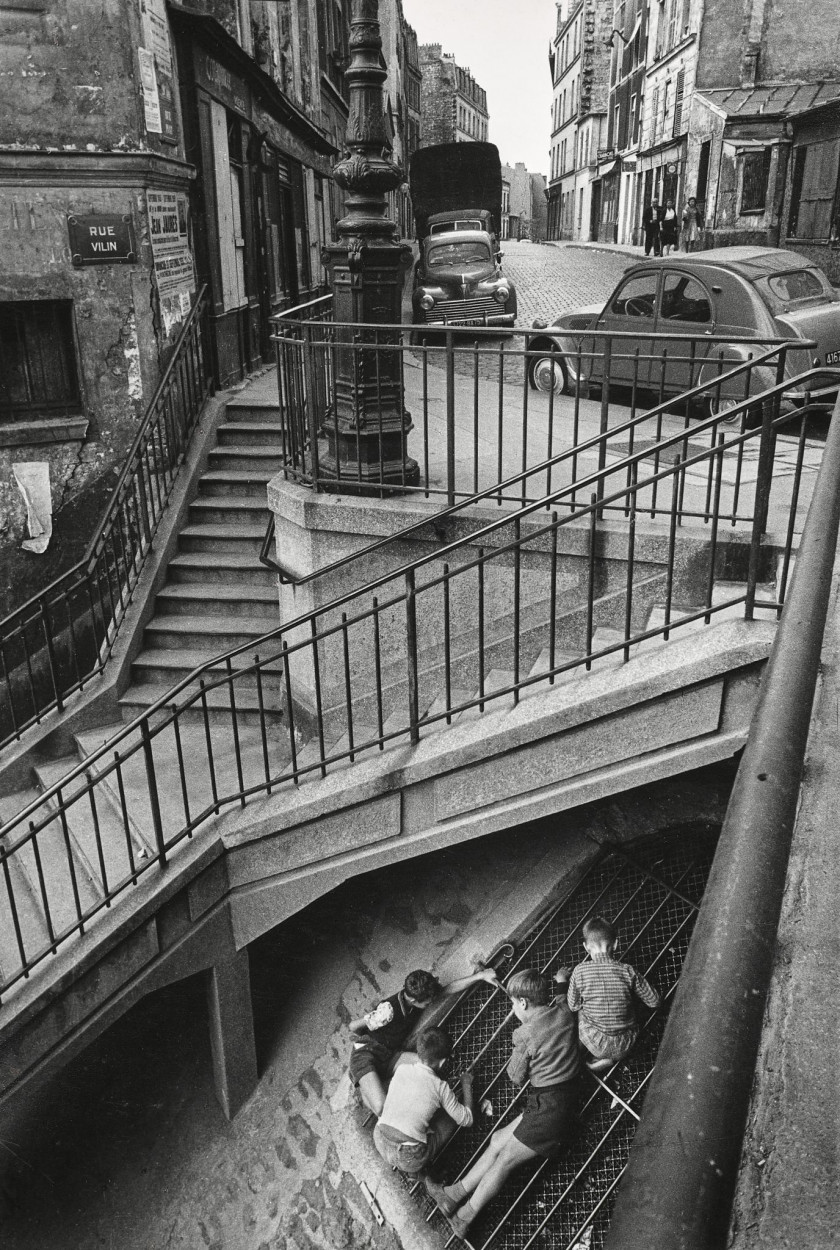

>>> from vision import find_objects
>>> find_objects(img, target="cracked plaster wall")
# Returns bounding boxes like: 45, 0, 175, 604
0, 183, 162, 617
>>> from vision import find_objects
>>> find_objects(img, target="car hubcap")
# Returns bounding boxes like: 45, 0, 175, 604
533, 357, 564, 394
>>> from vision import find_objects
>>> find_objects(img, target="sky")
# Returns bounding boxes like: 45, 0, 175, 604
401, 0, 555, 175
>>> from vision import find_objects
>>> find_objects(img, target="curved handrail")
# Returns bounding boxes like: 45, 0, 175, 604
3, 363, 833, 836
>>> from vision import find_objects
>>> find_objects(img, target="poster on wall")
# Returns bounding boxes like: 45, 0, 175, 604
147, 190, 196, 336
139, 0, 178, 143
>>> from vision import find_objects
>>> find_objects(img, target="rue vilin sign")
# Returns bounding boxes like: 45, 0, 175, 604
67, 213, 137, 266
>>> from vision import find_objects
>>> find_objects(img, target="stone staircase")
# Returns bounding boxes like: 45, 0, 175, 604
119, 393, 283, 722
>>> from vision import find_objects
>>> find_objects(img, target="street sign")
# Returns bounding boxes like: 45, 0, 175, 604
67, 214, 136, 266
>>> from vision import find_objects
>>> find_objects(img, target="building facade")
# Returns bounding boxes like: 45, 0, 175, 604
418, 44, 489, 148
547, 0, 612, 243
0, 0, 423, 615
501, 162, 548, 241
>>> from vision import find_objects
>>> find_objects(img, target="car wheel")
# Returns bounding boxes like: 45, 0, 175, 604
528, 351, 569, 395
706, 394, 769, 430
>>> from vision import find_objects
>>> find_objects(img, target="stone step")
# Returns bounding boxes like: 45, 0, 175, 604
33, 757, 138, 903
571, 628, 629, 676
216, 420, 283, 447
129, 647, 286, 692
120, 676, 286, 728
178, 523, 266, 555
143, 615, 275, 653
518, 646, 582, 698
207, 447, 285, 473
188, 496, 270, 527
78, 719, 289, 847
455, 669, 518, 721
154, 582, 278, 620
0, 788, 54, 976
167, 552, 274, 586
197, 469, 274, 498
223, 398, 281, 424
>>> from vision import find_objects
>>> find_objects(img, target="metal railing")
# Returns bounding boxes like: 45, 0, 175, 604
0, 366, 828, 999
269, 296, 811, 503
0, 288, 213, 751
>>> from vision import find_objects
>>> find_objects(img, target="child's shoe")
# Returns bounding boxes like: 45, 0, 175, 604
425, 1176, 458, 1216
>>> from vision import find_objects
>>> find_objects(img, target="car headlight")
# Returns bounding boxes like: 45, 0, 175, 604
419, 293, 435, 311
494, 287, 510, 304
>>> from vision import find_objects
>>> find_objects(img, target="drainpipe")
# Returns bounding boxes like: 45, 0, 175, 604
604, 391, 840, 1250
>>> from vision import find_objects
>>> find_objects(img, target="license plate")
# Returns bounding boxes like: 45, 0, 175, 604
459, 319, 483, 327
827, 349, 840, 365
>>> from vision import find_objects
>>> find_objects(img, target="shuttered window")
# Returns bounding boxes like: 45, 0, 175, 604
672, 69, 685, 137
739, 147, 772, 214
0, 301, 81, 422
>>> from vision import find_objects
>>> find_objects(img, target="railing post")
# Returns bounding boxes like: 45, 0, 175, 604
39, 597, 62, 713
446, 329, 456, 507
140, 718, 167, 866
596, 336, 612, 515
405, 568, 420, 744
303, 322, 321, 486
745, 387, 778, 620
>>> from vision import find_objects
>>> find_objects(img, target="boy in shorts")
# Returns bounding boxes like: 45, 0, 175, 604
349, 966, 499, 1116
567, 915, 660, 1073
426, 968, 580, 1240
373, 1027, 475, 1174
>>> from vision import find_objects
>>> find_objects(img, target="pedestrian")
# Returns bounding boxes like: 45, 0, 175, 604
661, 199, 679, 255
373, 1027, 475, 1175
642, 199, 663, 256
426, 968, 581, 1241
681, 196, 703, 252
348, 966, 499, 1116
567, 916, 660, 1074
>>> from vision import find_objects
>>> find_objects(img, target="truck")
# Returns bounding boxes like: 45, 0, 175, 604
408, 142, 517, 329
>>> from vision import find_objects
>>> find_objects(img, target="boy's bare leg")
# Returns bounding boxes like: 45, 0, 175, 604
358, 1071, 387, 1117
457, 1115, 523, 1195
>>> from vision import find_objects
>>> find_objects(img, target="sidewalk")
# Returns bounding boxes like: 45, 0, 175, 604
561, 239, 644, 260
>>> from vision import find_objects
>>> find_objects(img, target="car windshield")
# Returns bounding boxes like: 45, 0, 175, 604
427, 240, 492, 268
766, 269, 827, 304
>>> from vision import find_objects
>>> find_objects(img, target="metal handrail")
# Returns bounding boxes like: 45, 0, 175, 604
604, 390, 840, 1249
0, 368, 829, 997
1, 364, 826, 840
259, 344, 809, 585
0, 288, 212, 748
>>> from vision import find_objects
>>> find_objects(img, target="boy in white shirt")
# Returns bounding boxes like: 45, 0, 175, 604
373, 1027, 475, 1175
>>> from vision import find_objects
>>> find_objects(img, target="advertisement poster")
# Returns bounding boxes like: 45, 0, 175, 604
147, 190, 195, 336
139, 0, 178, 142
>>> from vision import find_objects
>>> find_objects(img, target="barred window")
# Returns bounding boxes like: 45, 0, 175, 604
0, 301, 82, 423
739, 148, 772, 214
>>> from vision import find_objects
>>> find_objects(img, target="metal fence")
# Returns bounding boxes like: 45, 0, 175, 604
0, 366, 828, 999
0, 288, 213, 751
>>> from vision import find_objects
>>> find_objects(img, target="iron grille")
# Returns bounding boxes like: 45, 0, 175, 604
425, 296, 506, 323
397, 828, 719, 1250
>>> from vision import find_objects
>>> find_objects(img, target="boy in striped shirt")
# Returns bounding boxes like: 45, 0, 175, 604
566, 916, 660, 1073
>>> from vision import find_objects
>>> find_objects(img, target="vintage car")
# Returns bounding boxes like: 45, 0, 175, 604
527, 247, 840, 417
412, 216, 516, 329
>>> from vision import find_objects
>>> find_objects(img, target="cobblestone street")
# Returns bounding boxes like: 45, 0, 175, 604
499, 239, 635, 326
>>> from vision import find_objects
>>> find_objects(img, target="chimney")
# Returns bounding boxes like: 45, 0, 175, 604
740, 39, 761, 87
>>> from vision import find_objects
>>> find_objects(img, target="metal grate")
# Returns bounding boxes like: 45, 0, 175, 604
398, 827, 719, 1250
423, 296, 505, 323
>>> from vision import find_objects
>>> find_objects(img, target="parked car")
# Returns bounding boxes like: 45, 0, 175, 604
412, 218, 516, 330
527, 247, 840, 418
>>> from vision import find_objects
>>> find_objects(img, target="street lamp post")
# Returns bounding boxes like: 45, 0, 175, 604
319, 0, 419, 491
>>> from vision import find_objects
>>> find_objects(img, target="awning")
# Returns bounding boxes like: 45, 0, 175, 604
595, 160, 619, 180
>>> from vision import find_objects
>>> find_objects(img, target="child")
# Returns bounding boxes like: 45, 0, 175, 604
567, 915, 660, 1073
349, 966, 498, 1116
373, 1027, 475, 1175
426, 968, 580, 1240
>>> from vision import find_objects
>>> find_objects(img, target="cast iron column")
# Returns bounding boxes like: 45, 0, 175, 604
319, 0, 419, 491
